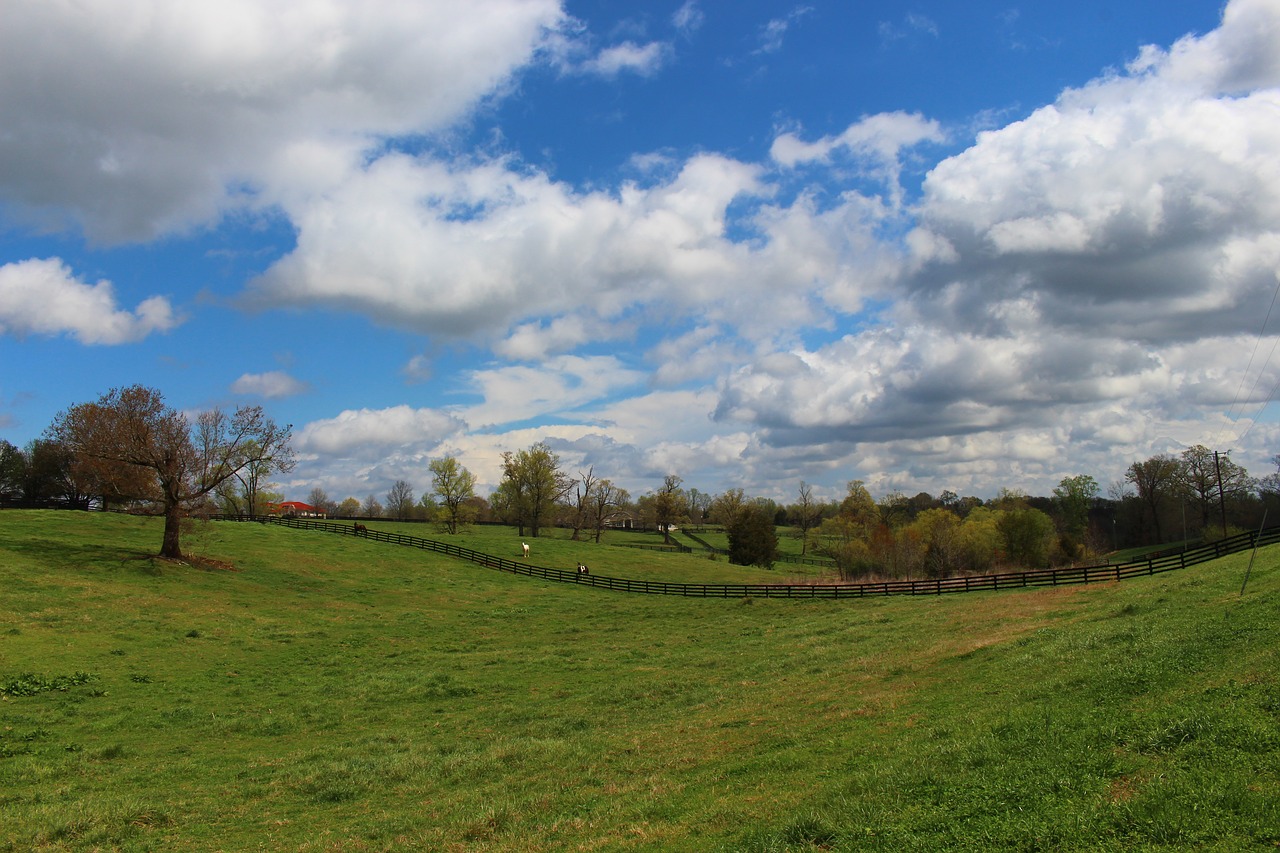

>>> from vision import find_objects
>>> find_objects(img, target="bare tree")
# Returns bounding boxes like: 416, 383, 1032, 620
362, 494, 384, 518
306, 486, 334, 517
791, 481, 823, 555
386, 480, 415, 520
49, 385, 292, 559
569, 466, 599, 540
588, 478, 629, 543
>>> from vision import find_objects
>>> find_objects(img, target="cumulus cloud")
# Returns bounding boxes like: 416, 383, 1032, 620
904, 4, 1280, 346
0, 258, 179, 344
705, 0, 1280, 495
6, 0, 1279, 502
770, 112, 944, 170
230, 371, 309, 399
246, 151, 846, 344
460, 355, 647, 428
295, 405, 466, 457
0, 0, 566, 241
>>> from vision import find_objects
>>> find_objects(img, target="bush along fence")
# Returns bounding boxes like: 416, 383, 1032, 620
679, 527, 836, 568
214, 515, 1280, 599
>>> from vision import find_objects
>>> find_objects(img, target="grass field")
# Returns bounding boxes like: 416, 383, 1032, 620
1, 510, 1278, 851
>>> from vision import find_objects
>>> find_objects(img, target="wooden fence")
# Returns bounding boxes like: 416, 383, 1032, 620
214, 515, 1279, 599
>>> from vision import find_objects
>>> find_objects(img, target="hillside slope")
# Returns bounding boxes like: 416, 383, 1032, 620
1, 511, 1277, 851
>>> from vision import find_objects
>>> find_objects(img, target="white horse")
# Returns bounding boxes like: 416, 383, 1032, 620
521, 542, 530, 558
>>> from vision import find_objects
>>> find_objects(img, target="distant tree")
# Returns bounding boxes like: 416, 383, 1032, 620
1180, 445, 1252, 536
957, 507, 1002, 573
233, 438, 293, 516
686, 487, 712, 524
1053, 474, 1100, 541
905, 491, 937, 520
0, 440, 21, 497
709, 488, 747, 526
497, 442, 574, 537
429, 456, 476, 534
910, 507, 963, 578
839, 480, 879, 538
652, 474, 687, 544
1126, 455, 1182, 544
877, 491, 912, 527
386, 480, 415, 520
6, 439, 82, 506
48, 385, 292, 559
789, 481, 823, 555
566, 466, 602, 540
307, 486, 334, 516
726, 501, 779, 569
588, 478, 629, 543
336, 496, 361, 517
996, 507, 1056, 568
819, 513, 878, 580
362, 494, 383, 518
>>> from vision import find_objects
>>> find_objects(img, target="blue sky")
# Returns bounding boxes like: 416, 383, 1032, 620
3, 0, 1278, 506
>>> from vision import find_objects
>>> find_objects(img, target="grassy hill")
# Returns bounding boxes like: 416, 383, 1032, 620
1, 510, 1277, 851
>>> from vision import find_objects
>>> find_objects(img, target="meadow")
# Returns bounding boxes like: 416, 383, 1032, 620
1, 510, 1277, 851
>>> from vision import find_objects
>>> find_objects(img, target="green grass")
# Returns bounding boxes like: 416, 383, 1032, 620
1, 510, 1277, 851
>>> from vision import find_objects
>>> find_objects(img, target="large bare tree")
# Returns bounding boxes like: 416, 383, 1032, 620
49, 385, 293, 559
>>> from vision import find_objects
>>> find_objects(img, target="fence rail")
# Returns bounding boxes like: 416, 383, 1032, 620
214, 515, 1280, 600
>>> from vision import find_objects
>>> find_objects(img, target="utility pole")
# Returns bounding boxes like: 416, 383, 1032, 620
1214, 450, 1229, 538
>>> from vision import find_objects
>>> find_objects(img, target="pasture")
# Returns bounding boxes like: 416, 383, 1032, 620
1, 510, 1277, 851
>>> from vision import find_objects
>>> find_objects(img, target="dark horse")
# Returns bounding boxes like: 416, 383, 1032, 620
354, 523, 367, 535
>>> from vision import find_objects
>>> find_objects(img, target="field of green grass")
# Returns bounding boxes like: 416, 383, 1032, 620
2, 510, 1277, 851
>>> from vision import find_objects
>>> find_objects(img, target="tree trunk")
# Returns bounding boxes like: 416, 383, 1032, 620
161, 501, 184, 559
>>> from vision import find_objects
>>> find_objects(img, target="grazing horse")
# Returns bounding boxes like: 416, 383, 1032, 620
577, 562, 590, 575
354, 523, 367, 535
521, 542, 530, 558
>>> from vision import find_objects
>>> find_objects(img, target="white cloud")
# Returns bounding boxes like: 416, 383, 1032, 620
672, 2, 705, 36
780, 0, 1280, 506
0, 0, 567, 241
460, 355, 647, 428
296, 405, 466, 457
231, 371, 309, 399
770, 112, 945, 209
756, 6, 813, 54
0, 258, 179, 344
580, 41, 670, 77
246, 151, 846, 346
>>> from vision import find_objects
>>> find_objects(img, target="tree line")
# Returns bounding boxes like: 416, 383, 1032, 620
6, 384, 1280, 575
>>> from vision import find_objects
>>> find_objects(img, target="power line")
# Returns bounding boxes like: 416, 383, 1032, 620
1218, 271, 1280, 448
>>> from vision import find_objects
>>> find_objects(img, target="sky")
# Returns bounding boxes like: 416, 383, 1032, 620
3, 0, 1280, 507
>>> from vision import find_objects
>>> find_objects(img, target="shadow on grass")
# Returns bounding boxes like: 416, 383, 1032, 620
6, 536, 161, 573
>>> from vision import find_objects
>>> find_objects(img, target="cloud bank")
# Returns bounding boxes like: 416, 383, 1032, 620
3, 0, 1280, 502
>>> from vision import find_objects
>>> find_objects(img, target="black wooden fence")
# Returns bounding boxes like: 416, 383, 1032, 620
215, 514, 1280, 600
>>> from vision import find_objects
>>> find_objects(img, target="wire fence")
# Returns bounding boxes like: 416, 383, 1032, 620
214, 514, 1280, 599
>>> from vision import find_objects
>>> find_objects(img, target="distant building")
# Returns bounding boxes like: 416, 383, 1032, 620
267, 501, 326, 519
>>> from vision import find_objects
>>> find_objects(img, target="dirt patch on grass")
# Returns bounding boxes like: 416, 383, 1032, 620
125, 553, 238, 572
